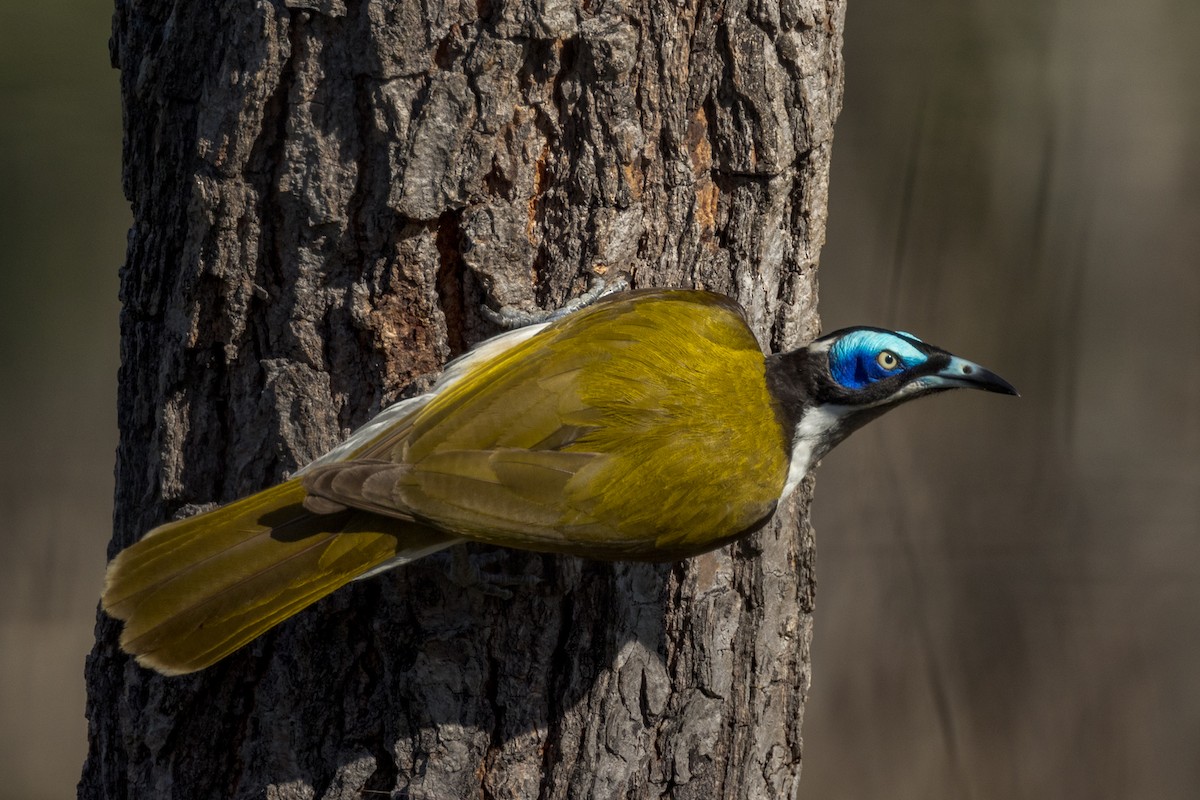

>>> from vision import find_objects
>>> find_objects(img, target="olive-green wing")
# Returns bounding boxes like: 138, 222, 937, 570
303, 290, 791, 559
304, 449, 606, 551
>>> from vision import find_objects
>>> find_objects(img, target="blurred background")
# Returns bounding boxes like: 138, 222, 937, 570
0, 1, 124, 798
807, 1, 1200, 798
1, 0, 1197, 798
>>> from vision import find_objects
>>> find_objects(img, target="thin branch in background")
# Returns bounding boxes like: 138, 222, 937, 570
1023, 121, 1060, 510
877, 87, 975, 796
1060, 202, 1090, 455
879, 442, 976, 800
886, 86, 929, 327
1028, 124, 1056, 272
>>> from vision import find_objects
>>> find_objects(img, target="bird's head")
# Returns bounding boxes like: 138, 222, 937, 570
811, 326, 1018, 405
767, 326, 1018, 489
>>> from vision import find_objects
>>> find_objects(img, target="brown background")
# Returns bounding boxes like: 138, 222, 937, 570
2, 0, 1198, 798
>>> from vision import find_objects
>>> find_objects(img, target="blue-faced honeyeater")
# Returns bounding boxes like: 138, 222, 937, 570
102, 288, 1017, 674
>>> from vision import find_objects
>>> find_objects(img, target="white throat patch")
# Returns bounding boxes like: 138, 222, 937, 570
780, 403, 854, 501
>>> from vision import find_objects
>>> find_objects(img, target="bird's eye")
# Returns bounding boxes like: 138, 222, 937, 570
876, 351, 900, 370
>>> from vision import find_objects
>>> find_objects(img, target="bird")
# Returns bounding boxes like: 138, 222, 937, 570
102, 287, 1017, 675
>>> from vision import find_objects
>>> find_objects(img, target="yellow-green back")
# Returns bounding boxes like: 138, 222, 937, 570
347, 290, 790, 558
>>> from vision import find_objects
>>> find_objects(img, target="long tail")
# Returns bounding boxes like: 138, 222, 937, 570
102, 479, 459, 675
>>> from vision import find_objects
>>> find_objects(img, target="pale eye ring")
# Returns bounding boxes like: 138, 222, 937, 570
876, 351, 900, 370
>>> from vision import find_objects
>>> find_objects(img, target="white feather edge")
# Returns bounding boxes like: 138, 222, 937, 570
298, 321, 551, 475
294, 322, 552, 574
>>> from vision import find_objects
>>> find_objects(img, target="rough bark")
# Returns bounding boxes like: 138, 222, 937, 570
83, 0, 843, 797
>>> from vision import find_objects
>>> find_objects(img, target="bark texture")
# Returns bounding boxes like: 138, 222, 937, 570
83, 0, 843, 797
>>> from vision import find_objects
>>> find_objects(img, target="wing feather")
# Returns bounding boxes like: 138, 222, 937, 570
301, 290, 790, 558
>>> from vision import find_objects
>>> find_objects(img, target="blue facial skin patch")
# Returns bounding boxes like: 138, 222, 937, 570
829, 331, 928, 390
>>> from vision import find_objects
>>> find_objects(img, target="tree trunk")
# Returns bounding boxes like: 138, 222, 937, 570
82, 0, 843, 797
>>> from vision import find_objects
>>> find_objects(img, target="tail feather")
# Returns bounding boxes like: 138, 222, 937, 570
102, 479, 458, 675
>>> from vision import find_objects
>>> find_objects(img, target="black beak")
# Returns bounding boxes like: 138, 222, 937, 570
934, 356, 1020, 396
